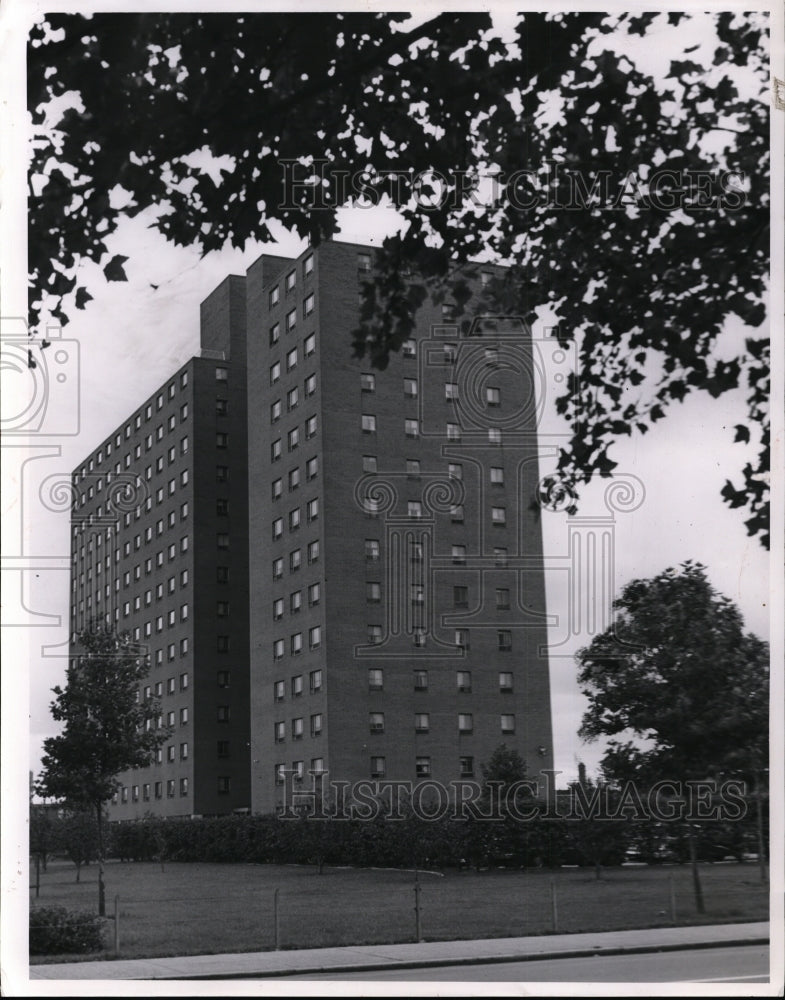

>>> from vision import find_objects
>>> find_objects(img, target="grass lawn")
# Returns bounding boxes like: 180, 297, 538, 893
30, 860, 769, 963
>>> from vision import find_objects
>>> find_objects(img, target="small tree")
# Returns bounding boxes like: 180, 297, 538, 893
36, 627, 170, 915
577, 561, 769, 911
58, 807, 100, 882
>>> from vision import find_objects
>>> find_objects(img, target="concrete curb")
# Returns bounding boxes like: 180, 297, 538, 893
160, 937, 770, 981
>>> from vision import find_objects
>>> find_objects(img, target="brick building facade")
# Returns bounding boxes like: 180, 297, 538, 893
68, 239, 553, 819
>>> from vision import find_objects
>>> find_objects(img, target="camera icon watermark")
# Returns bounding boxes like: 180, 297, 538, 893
1, 317, 80, 436
416, 316, 576, 441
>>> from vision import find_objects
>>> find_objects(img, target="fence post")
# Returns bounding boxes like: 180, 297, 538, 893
550, 877, 558, 933
273, 888, 280, 951
669, 875, 677, 925
113, 894, 120, 957
414, 874, 423, 943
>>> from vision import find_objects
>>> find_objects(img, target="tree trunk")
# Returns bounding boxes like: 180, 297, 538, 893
75, 860, 81, 883
687, 829, 705, 914
95, 802, 106, 917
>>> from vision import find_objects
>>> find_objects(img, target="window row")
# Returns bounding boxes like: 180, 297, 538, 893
269, 334, 316, 383
364, 711, 515, 734
271, 499, 319, 538
271, 417, 318, 460
140, 673, 189, 699
367, 668, 515, 693
361, 457, 504, 487
272, 540, 320, 578
274, 709, 324, 742
366, 756, 480, 779
272, 582, 321, 619
271, 375, 317, 422
360, 373, 500, 406
274, 759, 325, 784
272, 627, 322, 659
272, 458, 318, 499
273, 670, 323, 702
361, 417, 504, 444
117, 777, 189, 803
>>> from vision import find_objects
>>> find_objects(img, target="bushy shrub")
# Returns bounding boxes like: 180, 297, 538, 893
29, 905, 105, 955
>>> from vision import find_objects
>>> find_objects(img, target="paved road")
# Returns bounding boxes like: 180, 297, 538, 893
283, 944, 770, 983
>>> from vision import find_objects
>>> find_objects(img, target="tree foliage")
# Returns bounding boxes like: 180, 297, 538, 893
576, 561, 769, 782
37, 627, 169, 808
27, 12, 769, 543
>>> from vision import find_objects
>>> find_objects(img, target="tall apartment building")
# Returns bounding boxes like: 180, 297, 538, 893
246, 241, 554, 814
69, 279, 251, 818
67, 239, 554, 819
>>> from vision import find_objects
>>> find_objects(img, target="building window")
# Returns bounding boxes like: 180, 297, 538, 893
180, 742, 189, 760
455, 628, 470, 650
498, 632, 513, 652
496, 588, 511, 610
217, 740, 230, 758
286, 309, 297, 333
311, 757, 325, 775
271, 439, 282, 463
499, 670, 514, 691
408, 501, 423, 519
458, 713, 473, 734
305, 373, 316, 396
270, 361, 281, 385
291, 632, 303, 655
303, 254, 314, 277
311, 713, 322, 737
285, 269, 296, 293
271, 399, 282, 423
273, 638, 285, 660
453, 586, 468, 609
180, 707, 188, 725
269, 285, 280, 307
217, 776, 231, 794
369, 712, 385, 734
457, 670, 472, 693
403, 378, 418, 398
365, 539, 380, 561
291, 674, 304, 698
501, 714, 516, 735
306, 498, 319, 522
368, 667, 383, 690
274, 764, 285, 786
413, 670, 428, 691
460, 756, 474, 777
492, 506, 506, 526
362, 414, 376, 434
444, 342, 457, 363
306, 456, 318, 480
367, 581, 381, 603
292, 717, 304, 741
357, 252, 372, 273
410, 541, 424, 563
363, 455, 377, 473
371, 756, 386, 778
446, 422, 461, 441
217, 566, 229, 584
452, 544, 466, 565
287, 386, 299, 411
289, 468, 300, 492
489, 428, 502, 445
308, 582, 320, 606
361, 372, 375, 392
270, 322, 280, 345
272, 557, 284, 579
303, 293, 314, 317
411, 584, 424, 605
413, 627, 426, 648
448, 463, 463, 481
307, 540, 319, 563
272, 519, 283, 541
402, 339, 416, 357
486, 386, 501, 406
289, 508, 301, 531
490, 466, 504, 485
273, 598, 284, 621
288, 427, 299, 451
310, 669, 322, 693
445, 382, 458, 401
290, 590, 302, 614
167, 780, 175, 798
404, 419, 419, 438
494, 547, 508, 567
416, 756, 431, 777
217, 635, 230, 652
274, 679, 285, 702
304, 333, 316, 357
180, 777, 189, 797
309, 625, 321, 649
415, 713, 429, 733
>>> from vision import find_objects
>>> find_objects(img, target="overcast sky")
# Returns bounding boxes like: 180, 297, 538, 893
1, 5, 773, 791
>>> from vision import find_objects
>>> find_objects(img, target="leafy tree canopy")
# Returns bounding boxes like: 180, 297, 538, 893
27, 11, 769, 544
37, 627, 169, 808
576, 561, 769, 783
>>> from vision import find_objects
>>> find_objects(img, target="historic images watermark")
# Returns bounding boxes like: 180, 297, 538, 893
277, 769, 749, 823
280, 160, 748, 212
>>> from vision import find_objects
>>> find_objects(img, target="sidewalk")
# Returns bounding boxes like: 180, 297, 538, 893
29, 921, 769, 980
